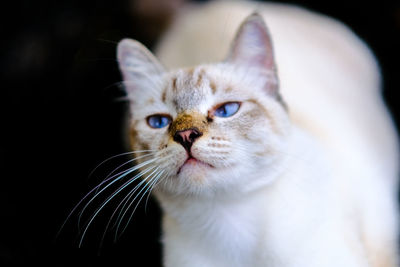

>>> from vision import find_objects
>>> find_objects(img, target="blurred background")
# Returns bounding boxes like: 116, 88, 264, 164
1, 0, 399, 266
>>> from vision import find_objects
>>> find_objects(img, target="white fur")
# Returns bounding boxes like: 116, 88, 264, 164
121, 1, 399, 266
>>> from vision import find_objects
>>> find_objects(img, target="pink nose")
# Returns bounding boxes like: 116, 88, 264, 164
173, 128, 202, 151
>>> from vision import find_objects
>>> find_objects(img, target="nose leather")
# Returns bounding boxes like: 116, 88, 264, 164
170, 112, 208, 151
173, 128, 202, 151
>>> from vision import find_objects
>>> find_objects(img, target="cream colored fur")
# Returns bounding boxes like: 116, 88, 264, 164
117, 1, 399, 266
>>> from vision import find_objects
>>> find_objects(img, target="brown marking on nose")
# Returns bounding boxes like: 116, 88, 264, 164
170, 112, 208, 147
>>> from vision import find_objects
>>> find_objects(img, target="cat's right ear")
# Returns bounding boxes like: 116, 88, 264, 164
117, 38, 165, 83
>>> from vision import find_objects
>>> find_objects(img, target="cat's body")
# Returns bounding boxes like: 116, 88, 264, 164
117, 1, 399, 266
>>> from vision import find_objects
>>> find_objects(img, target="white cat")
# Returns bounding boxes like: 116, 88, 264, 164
117, 1, 399, 266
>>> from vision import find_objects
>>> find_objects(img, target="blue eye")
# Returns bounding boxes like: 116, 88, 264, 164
214, 102, 241, 117
147, 114, 172, 128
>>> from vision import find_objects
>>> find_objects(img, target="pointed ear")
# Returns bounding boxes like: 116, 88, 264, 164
117, 38, 165, 83
227, 13, 279, 95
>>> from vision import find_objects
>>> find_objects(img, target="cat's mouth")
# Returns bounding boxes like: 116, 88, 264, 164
177, 155, 213, 174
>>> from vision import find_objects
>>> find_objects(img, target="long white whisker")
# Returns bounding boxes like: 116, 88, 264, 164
94, 152, 157, 194
144, 170, 168, 213
111, 176, 152, 230
58, 156, 154, 238
78, 164, 158, 247
89, 150, 156, 179
114, 167, 161, 238
116, 169, 165, 240
98, 167, 161, 249
110, 166, 162, 231
77, 157, 158, 230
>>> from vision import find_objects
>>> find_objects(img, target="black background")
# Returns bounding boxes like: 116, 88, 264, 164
1, 0, 399, 266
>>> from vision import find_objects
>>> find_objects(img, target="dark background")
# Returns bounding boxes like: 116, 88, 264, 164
1, 0, 399, 266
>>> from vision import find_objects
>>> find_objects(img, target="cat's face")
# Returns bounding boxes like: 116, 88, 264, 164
118, 14, 290, 197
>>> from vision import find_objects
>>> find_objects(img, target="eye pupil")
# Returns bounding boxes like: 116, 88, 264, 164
219, 106, 227, 116
214, 102, 240, 117
147, 115, 171, 128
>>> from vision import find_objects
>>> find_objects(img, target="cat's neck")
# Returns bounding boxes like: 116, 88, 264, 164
155, 126, 335, 266
156, 180, 269, 266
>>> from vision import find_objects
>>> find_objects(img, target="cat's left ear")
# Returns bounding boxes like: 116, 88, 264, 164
117, 38, 165, 83
227, 13, 279, 95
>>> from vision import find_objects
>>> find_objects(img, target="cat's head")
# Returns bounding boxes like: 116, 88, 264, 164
117, 14, 290, 197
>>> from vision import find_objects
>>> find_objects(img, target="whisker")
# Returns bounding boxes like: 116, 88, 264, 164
98, 167, 161, 249
96, 38, 119, 45
115, 169, 165, 240
111, 176, 152, 230
143, 172, 164, 215
109, 167, 162, 231
144, 170, 168, 212
104, 152, 156, 181
89, 150, 156, 179
113, 168, 161, 236
57, 159, 151, 238
78, 164, 158, 247
77, 158, 158, 229
95, 152, 157, 194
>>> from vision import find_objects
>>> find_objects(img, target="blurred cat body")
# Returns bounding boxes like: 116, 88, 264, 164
117, 1, 399, 266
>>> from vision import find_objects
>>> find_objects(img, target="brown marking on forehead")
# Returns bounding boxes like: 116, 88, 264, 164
171, 77, 177, 92
248, 99, 281, 135
147, 98, 155, 105
209, 81, 217, 94
224, 86, 233, 93
161, 89, 167, 103
185, 67, 194, 76
195, 69, 205, 87
170, 112, 208, 137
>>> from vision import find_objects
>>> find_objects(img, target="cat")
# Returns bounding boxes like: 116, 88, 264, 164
117, 1, 399, 266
